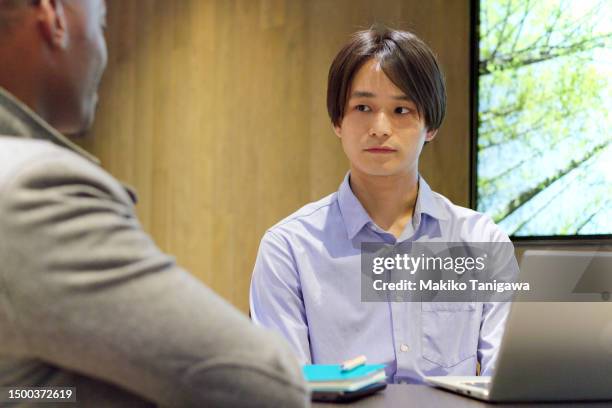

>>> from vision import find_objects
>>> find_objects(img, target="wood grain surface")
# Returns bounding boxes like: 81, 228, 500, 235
75, 0, 471, 313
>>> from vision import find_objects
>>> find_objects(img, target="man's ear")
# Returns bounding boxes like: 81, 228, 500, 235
425, 128, 438, 143
37, 0, 68, 49
333, 124, 342, 139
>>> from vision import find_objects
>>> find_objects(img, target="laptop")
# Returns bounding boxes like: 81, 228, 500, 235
426, 250, 612, 402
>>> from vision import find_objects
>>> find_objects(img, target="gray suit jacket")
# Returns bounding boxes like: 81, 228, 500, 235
0, 88, 308, 407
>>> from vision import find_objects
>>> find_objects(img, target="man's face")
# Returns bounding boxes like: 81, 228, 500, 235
54, 0, 107, 134
334, 58, 436, 179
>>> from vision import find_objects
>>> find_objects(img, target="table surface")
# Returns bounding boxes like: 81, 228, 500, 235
312, 385, 612, 408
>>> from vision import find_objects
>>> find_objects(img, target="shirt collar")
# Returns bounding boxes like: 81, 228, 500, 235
337, 172, 372, 240
337, 172, 449, 240
415, 176, 449, 222
0, 87, 100, 164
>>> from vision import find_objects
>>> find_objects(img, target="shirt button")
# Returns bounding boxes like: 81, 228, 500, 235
399, 344, 410, 352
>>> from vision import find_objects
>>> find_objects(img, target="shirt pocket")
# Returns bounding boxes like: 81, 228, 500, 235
421, 302, 480, 368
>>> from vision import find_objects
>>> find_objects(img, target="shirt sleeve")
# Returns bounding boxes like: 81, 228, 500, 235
477, 222, 520, 376
478, 300, 511, 376
250, 230, 312, 364
0, 149, 308, 407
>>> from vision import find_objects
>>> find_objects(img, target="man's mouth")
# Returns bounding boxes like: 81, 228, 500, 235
364, 147, 397, 153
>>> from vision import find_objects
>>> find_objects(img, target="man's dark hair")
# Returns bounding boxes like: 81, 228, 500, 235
327, 26, 446, 131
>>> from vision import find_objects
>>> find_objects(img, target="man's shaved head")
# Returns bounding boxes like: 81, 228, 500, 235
0, 0, 31, 10
0, 0, 31, 32
0, 0, 107, 135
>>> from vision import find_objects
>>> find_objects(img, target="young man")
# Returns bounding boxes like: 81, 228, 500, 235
250, 27, 518, 383
0, 1, 307, 406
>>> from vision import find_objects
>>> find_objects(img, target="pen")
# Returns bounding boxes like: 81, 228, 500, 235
341, 355, 367, 372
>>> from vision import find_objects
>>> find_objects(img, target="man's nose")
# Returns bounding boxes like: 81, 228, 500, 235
368, 112, 391, 137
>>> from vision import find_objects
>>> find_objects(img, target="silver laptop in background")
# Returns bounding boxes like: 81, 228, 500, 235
426, 250, 612, 402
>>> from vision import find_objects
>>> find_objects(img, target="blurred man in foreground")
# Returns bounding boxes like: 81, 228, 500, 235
0, 0, 308, 406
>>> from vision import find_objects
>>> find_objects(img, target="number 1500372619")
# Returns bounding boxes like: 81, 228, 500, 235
2, 387, 76, 403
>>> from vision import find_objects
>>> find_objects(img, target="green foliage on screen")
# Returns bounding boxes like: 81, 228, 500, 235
476, 0, 612, 237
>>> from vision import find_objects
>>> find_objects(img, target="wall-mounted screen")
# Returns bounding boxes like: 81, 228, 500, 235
472, 0, 611, 240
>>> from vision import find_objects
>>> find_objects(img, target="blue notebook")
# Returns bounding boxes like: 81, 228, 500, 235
303, 364, 386, 382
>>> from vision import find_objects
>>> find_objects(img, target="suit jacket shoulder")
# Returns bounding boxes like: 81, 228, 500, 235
0, 136, 307, 407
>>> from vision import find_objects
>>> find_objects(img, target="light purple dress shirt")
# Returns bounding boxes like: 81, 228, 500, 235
250, 173, 517, 383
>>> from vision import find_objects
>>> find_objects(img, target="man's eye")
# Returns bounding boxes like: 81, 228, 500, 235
395, 107, 410, 114
356, 105, 371, 112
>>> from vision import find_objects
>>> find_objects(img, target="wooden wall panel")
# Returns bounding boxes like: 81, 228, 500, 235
76, 0, 471, 313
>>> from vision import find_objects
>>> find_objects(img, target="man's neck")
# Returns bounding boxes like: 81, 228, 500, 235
349, 167, 419, 238
0, 66, 47, 126
0, 87, 100, 164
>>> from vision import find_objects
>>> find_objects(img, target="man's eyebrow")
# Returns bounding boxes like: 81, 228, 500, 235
350, 91, 412, 101
350, 91, 375, 98
393, 94, 412, 101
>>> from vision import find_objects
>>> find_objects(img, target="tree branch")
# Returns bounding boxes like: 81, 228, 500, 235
576, 199, 611, 233
480, 32, 612, 75
493, 140, 611, 223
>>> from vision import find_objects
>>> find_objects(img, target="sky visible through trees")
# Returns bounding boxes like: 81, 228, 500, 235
476, 0, 611, 237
